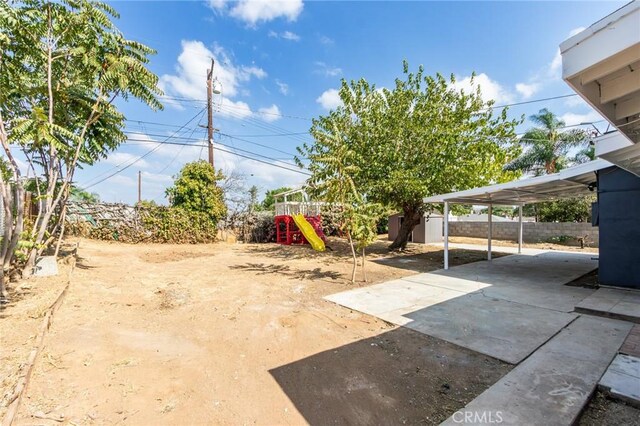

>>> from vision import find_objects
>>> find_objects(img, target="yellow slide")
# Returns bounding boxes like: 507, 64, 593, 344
292, 214, 326, 252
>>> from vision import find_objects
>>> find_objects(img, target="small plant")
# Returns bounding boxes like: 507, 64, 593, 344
546, 235, 573, 245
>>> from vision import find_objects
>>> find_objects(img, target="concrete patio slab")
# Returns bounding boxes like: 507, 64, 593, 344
399, 293, 577, 364
326, 251, 597, 363
576, 287, 640, 323
598, 354, 640, 407
441, 316, 633, 426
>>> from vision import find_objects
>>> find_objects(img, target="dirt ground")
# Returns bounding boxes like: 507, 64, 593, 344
578, 391, 640, 425
1, 237, 512, 425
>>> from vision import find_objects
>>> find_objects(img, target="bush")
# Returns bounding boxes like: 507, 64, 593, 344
139, 205, 218, 243
166, 160, 227, 227
239, 211, 276, 243
71, 204, 219, 244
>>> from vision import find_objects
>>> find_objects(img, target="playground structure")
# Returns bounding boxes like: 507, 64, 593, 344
274, 189, 327, 251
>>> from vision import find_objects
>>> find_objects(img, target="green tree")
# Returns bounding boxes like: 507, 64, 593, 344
0, 0, 163, 280
69, 187, 100, 203
504, 109, 588, 176
523, 196, 594, 223
166, 161, 227, 226
299, 62, 521, 250
302, 127, 383, 282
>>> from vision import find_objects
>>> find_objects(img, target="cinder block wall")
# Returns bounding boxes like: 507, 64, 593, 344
449, 221, 599, 247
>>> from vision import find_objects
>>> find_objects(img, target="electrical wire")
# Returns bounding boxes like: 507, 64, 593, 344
119, 138, 310, 176
79, 108, 206, 190
124, 137, 302, 168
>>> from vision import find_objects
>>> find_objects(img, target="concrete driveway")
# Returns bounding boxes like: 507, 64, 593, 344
325, 250, 598, 364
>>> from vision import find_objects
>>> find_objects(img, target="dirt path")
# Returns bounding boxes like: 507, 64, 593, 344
6, 238, 510, 425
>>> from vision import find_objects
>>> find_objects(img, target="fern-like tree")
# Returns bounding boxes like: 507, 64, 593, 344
301, 125, 383, 282
0, 0, 163, 284
504, 108, 588, 176
299, 62, 521, 250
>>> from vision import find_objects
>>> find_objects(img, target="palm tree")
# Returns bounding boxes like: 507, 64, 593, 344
504, 109, 588, 176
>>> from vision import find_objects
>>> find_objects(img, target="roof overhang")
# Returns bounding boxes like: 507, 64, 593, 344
561, 2, 640, 146
423, 159, 611, 205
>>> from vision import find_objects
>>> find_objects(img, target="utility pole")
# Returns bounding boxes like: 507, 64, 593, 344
207, 58, 215, 169
138, 171, 141, 204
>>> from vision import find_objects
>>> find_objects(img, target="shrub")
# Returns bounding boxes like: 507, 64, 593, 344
166, 160, 226, 226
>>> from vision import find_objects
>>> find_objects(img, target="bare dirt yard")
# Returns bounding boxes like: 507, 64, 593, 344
1, 237, 513, 425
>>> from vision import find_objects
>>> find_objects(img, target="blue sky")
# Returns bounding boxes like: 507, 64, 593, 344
73, 0, 626, 205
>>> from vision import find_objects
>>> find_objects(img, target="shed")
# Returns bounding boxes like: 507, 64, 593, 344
388, 213, 443, 244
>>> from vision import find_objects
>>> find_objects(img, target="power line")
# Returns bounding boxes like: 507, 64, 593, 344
159, 95, 313, 121
490, 94, 578, 110
120, 138, 310, 176
124, 137, 302, 169
80, 108, 206, 190
157, 110, 207, 174
122, 130, 300, 157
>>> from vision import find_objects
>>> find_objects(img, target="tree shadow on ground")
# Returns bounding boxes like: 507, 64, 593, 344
228, 262, 342, 281
75, 255, 96, 270
269, 327, 511, 425
371, 249, 509, 273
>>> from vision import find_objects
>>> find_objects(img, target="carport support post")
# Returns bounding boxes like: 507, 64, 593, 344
488, 204, 492, 261
444, 202, 449, 270
518, 205, 523, 254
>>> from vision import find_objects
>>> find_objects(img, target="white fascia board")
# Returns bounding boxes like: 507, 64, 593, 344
595, 132, 634, 157
560, 2, 640, 79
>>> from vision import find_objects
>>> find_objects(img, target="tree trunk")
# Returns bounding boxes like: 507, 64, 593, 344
347, 232, 357, 283
389, 205, 422, 251
361, 247, 367, 283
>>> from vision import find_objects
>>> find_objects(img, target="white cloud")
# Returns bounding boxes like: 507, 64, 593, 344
315, 61, 342, 77
209, 0, 304, 26
515, 82, 540, 99
453, 73, 514, 104
268, 30, 300, 41
515, 26, 587, 99
319, 35, 334, 45
568, 26, 586, 38
160, 40, 270, 120
559, 110, 602, 126
141, 171, 173, 185
160, 40, 249, 99
258, 104, 281, 122
109, 175, 136, 187
275, 79, 289, 95
316, 88, 342, 110
103, 152, 150, 169
239, 65, 267, 80
281, 31, 300, 41
216, 97, 253, 119
215, 147, 304, 186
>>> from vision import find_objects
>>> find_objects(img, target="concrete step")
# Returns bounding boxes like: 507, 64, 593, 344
598, 353, 640, 408
575, 287, 640, 324
441, 316, 633, 426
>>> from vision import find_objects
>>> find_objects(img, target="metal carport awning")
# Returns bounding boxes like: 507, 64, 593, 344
423, 159, 612, 269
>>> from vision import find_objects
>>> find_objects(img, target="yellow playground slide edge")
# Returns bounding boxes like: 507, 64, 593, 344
291, 214, 325, 252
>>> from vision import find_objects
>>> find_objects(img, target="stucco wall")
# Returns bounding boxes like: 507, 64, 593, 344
449, 221, 599, 247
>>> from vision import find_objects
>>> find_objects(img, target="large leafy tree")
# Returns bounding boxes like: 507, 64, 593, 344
299, 62, 521, 250
504, 108, 588, 176
0, 0, 163, 283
